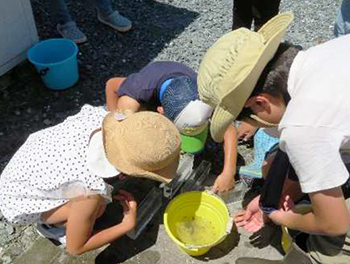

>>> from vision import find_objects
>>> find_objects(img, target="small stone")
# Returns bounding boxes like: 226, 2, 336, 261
42, 113, 47, 118
14, 110, 21, 116
26, 108, 32, 114
9, 245, 23, 256
2, 255, 12, 264
3, 90, 9, 100
122, 59, 126, 63
43, 119, 52, 126
5, 225, 14, 235
20, 227, 38, 249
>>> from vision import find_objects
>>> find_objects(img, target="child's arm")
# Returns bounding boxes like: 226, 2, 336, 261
105, 77, 141, 112
65, 191, 137, 256
212, 123, 238, 193
270, 187, 350, 236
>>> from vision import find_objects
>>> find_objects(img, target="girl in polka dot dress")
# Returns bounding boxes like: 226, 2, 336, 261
0, 105, 180, 255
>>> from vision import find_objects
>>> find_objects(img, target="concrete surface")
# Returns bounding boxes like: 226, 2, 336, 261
12, 187, 285, 264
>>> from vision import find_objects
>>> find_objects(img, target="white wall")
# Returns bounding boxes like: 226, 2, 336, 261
0, 0, 39, 76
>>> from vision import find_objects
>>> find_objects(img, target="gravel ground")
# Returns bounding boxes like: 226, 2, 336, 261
0, 0, 343, 263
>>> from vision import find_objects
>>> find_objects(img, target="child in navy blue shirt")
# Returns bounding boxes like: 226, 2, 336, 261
105, 61, 239, 193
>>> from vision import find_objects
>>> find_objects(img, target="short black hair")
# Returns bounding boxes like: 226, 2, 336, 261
237, 42, 302, 121
252, 42, 303, 103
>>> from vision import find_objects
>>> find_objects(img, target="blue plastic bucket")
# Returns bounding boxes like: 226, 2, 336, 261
28, 39, 79, 90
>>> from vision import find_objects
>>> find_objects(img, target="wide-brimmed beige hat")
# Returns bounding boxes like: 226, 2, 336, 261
198, 12, 294, 142
87, 110, 181, 183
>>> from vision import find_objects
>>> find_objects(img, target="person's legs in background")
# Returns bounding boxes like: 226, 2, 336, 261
232, 0, 254, 30
92, 0, 132, 32
334, 0, 350, 37
50, 0, 72, 25
50, 0, 87, 43
50, 0, 132, 44
252, 0, 281, 31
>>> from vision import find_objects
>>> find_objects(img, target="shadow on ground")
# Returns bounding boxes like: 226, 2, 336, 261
0, 0, 199, 168
93, 177, 161, 263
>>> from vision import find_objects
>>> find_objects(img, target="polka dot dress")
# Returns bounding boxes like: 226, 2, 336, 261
0, 105, 113, 225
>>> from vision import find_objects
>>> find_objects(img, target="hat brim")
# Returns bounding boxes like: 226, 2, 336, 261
87, 130, 177, 183
210, 13, 294, 142
210, 106, 236, 143
87, 130, 120, 178
180, 126, 208, 154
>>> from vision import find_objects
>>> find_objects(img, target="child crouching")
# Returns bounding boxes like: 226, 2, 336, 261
0, 105, 180, 255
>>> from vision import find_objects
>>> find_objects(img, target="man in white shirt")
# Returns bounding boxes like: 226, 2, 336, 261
197, 12, 350, 264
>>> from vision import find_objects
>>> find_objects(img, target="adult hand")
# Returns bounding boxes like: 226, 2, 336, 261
212, 173, 235, 194
237, 121, 258, 141
234, 195, 265, 233
114, 189, 137, 230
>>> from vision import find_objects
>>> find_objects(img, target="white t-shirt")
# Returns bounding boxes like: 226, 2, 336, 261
278, 35, 350, 193
0, 105, 113, 225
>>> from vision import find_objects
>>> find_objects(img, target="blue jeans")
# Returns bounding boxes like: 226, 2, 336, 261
51, 0, 114, 25
334, 0, 350, 37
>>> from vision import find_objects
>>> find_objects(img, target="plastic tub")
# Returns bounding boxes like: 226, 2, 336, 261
164, 191, 232, 256
28, 38, 79, 90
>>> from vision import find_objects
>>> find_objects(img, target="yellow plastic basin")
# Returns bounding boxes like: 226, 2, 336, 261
164, 191, 231, 256
281, 204, 312, 253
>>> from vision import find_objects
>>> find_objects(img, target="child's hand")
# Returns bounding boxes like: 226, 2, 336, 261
212, 173, 235, 193
237, 121, 257, 141
117, 173, 128, 181
234, 195, 265, 233
114, 190, 137, 230
268, 195, 296, 226
281, 194, 295, 211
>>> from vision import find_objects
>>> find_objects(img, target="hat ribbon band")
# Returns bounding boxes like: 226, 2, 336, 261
250, 114, 278, 127
159, 78, 173, 103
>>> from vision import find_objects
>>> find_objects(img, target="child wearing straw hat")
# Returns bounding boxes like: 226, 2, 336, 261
105, 61, 239, 194
0, 105, 180, 255
197, 12, 350, 264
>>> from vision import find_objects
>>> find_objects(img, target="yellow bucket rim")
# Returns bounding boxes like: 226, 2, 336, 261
163, 191, 232, 252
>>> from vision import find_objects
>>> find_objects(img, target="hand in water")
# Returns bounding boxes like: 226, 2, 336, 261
212, 173, 235, 194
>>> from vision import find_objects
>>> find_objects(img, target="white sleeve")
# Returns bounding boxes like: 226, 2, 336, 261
279, 126, 349, 193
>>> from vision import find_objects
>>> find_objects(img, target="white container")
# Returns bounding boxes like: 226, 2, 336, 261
0, 0, 38, 76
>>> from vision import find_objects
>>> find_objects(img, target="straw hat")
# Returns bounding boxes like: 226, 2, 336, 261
198, 12, 294, 142
87, 110, 181, 183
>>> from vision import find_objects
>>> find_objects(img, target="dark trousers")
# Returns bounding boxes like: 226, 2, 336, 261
232, 0, 281, 31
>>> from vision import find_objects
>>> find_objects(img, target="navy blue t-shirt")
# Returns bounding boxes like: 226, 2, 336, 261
117, 61, 197, 109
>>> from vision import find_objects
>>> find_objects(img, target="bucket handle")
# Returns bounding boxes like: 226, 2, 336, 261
39, 68, 50, 76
